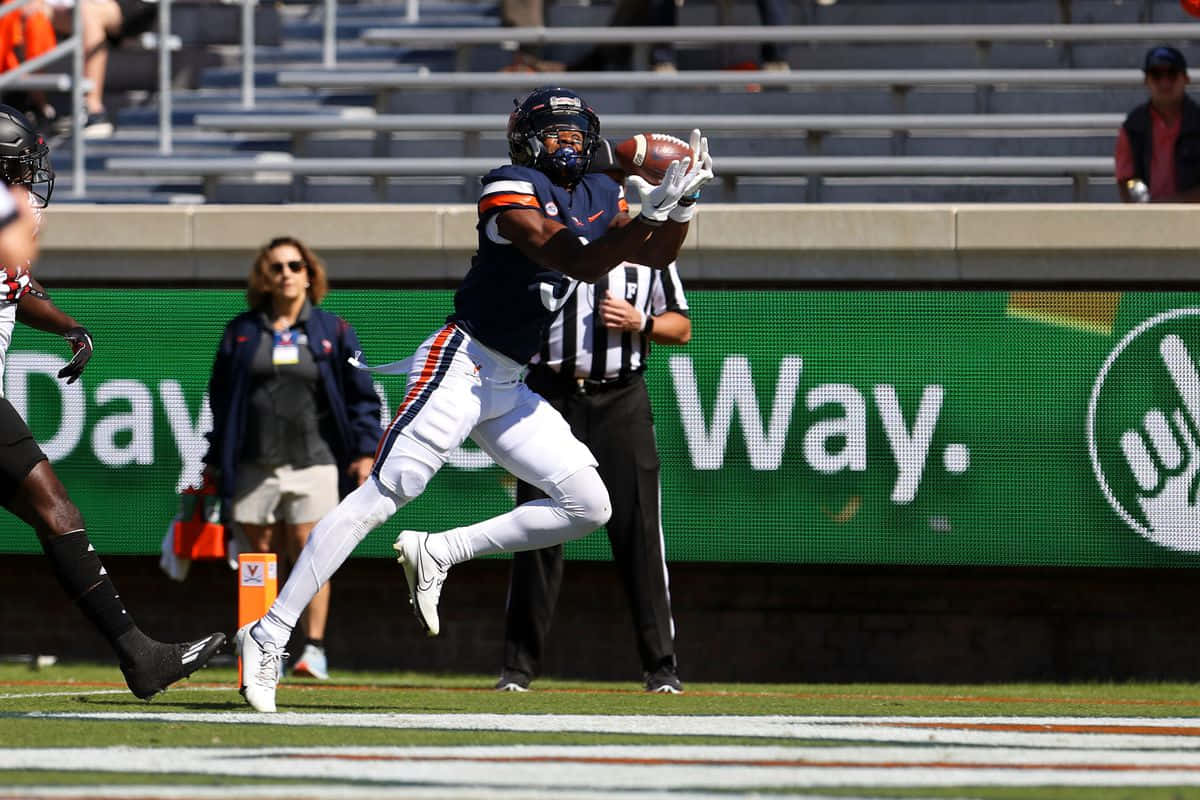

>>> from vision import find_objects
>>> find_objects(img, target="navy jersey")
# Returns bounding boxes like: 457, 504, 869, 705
449, 164, 627, 364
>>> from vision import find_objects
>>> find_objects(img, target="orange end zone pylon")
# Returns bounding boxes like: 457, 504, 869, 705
237, 553, 277, 686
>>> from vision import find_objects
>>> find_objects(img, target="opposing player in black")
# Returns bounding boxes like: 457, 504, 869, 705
237, 86, 713, 712
0, 105, 224, 699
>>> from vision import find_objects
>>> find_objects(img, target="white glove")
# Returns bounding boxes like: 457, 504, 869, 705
669, 129, 715, 223
682, 129, 714, 196
627, 155, 692, 225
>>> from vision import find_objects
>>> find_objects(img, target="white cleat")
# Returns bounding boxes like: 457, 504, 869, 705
236, 622, 285, 713
394, 530, 448, 637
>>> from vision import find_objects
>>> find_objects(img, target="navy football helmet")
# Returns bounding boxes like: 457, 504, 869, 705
507, 87, 601, 186
0, 104, 52, 207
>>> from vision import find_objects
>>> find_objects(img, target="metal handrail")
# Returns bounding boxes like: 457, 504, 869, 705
363, 22, 1200, 46
103, 154, 1115, 177
242, 0, 254, 107
276, 67, 1146, 91
103, 153, 1115, 202
0, 0, 85, 196
158, 0, 171, 154
323, 0, 336, 68
192, 112, 1126, 133
362, 22, 1200, 69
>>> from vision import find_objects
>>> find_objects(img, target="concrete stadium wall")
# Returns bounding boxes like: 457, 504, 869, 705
7, 203, 1200, 684
37, 204, 1200, 284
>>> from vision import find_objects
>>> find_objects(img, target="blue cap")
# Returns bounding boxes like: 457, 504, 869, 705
1144, 45, 1187, 72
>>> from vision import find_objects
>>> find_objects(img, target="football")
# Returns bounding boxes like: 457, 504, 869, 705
612, 132, 695, 183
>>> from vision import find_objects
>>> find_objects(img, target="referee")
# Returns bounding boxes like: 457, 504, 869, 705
496, 143, 692, 694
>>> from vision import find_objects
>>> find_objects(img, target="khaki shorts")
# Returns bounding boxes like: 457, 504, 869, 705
232, 463, 339, 526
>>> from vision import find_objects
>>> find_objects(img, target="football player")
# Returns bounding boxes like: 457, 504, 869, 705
237, 86, 712, 712
0, 104, 225, 698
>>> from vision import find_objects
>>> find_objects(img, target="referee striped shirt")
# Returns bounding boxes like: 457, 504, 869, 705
534, 261, 689, 381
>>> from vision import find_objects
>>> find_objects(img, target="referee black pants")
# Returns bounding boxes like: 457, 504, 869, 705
502, 368, 677, 679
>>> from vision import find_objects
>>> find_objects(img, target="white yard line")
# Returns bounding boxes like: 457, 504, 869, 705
5, 744, 1200, 790
0, 785, 885, 800
21, 711, 1200, 749
0, 687, 228, 700
10, 715, 1200, 794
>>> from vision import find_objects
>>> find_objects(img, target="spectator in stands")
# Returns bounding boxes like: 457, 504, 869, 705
569, 0, 677, 72
571, 0, 789, 73
499, 0, 563, 73
745, 0, 790, 72
0, 0, 60, 127
710, 0, 791, 72
1115, 45, 1200, 202
48, 0, 158, 137
203, 236, 382, 682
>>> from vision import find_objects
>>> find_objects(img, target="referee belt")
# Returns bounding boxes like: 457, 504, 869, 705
530, 365, 644, 396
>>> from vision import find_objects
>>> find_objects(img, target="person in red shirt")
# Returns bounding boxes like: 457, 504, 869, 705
1115, 45, 1200, 202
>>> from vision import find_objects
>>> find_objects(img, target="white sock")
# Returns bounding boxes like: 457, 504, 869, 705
255, 478, 401, 647
434, 467, 609, 565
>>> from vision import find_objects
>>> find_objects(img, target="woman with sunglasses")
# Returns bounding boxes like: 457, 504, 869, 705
202, 236, 382, 681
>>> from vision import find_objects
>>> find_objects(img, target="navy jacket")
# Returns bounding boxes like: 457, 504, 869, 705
203, 306, 383, 507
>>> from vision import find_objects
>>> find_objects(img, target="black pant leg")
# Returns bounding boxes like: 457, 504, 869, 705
502, 531, 565, 679
755, 0, 789, 62
590, 379, 676, 674
500, 375, 572, 679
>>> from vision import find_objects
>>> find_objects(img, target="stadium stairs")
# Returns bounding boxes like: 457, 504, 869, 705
30, 0, 1200, 203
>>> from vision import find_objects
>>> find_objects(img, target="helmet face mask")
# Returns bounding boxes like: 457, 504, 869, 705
508, 87, 600, 186
0, 148, 53, 208
0, 104, 53, 208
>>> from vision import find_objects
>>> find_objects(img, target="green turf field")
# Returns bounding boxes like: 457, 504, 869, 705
4, 662, 1200, 798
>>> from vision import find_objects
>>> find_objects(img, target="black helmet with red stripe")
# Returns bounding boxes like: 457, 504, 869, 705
507, 87, 600, 186
0, 104, 52, 207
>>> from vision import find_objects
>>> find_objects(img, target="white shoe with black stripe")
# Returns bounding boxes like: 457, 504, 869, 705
394, 530, 449, 637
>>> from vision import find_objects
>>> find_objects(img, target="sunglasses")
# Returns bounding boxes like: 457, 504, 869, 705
270, 260, 306, 274
1147, 68, 1182, 80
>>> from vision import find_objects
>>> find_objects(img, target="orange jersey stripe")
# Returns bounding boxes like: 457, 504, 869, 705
372, 323, 457, 463
478, 192, 540, 213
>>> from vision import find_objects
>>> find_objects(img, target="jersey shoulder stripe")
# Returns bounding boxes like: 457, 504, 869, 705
479, 192, 540, 214
479, 171, 541, 216
481, 178, 536, 197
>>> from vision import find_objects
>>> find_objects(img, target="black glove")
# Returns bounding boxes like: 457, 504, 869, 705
57, 326, 93, 384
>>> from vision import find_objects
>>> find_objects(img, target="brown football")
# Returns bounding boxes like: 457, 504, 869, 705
613, 132, 694, 183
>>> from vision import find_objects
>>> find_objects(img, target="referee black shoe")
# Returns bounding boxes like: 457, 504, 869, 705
120, 632, 226, 700
644, 662, 683, 694
495, 669, 531, 692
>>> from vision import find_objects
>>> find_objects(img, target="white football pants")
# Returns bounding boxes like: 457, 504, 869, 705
256, 323, 611, 646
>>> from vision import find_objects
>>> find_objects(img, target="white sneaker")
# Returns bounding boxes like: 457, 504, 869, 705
236, 622, 285, 713
292, 643, 329, 681
394, 530, 448, 637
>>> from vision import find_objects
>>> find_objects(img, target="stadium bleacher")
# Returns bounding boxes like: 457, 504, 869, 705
21, 0, 1200, 203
